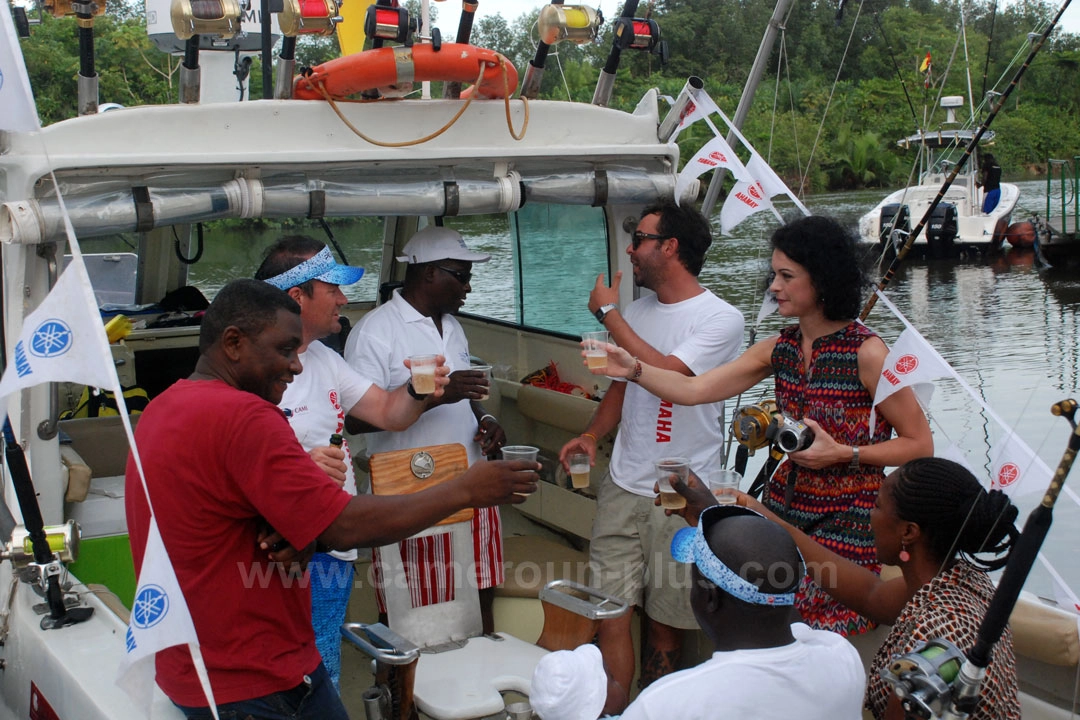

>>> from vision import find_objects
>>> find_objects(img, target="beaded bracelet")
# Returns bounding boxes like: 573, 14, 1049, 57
629, 357, 643, 382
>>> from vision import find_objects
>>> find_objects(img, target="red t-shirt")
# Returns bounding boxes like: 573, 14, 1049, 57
125, 379, 352, 706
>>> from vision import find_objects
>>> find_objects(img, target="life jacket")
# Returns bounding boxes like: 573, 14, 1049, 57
60, 386, 149, 419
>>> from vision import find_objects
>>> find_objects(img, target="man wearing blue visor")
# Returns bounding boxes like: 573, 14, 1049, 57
256, 236, 450, 692
619, 504, 865, 720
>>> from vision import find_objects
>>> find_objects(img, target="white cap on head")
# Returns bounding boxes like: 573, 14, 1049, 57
530, 643, 607, 720
396, 226, 491, 264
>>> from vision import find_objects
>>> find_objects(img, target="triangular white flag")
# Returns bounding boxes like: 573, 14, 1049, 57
670, 89, 722, 141
0, 259, 120, 404
936, 443, 976, 475
746, 151, 797, 203
988, 430, 1053, 498
674, 134, 753, 206
0, 4, 41, 133
719, 178, 774, 235
870, 327, 951, 434
755, 290, 778, 326
117, 518, 219, 716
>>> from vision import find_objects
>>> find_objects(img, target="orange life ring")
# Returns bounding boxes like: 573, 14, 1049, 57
293, 43, 518, 101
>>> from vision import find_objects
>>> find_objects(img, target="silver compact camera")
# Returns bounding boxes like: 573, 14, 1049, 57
771, 416, 814, 453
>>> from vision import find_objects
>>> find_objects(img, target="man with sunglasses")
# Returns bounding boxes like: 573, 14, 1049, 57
559, 198, 744, 710
346, 225, 507, 633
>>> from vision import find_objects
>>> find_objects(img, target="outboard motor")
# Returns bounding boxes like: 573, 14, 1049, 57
879, 203, 909, 250
926, 202, 959, 258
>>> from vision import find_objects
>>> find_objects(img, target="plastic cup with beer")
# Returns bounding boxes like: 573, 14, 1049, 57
408, 354, 439, 395
472, 364, 493, 401
501, 445, 540, 496
568, 453, 591, 490
708, 468, 742, 505
582, 330, 610, 371
654, 457, 689, 510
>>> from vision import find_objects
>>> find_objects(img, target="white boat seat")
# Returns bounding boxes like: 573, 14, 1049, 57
345, 443, 628, 720
412, 633, 549, 719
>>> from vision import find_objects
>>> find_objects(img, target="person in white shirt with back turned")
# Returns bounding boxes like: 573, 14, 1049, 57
620, 503, 865, 720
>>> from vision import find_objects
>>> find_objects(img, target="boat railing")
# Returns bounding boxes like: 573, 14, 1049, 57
1045, 157, 1079, 235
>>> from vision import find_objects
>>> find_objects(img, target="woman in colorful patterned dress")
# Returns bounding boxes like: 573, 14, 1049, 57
596, 215, 933, 635
745, 457, 1022, 720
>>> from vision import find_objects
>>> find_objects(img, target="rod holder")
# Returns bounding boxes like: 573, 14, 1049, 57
657, 75, 703, 142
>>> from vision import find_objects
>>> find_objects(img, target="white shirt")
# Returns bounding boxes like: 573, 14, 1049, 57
619, 623, 866, 720
346, 289, 482, 463
609, 290, 744, 496
279, 340, 373, 561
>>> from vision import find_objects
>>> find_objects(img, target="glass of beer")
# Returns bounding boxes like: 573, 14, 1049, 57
568, 453, 591, 489
408, 354, 438, 395
472, 364, 492, 401
501, 445, 540, 497
582, 331, 610, 370
654, 457, 689, 510
708, 468, 742, 505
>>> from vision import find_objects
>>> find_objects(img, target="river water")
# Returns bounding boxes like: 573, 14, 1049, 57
162, 179, 1078, 602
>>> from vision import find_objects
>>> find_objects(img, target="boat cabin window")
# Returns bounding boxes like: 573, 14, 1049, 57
452, 203, 609, 337
183, 219, 386, 304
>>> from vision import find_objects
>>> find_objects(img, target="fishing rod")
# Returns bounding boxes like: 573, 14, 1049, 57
881, 398, 1080, 719
2, 418, 92, 629
859, 0, 1072, 322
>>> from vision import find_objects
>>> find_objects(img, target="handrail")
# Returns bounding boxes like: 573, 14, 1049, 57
1044, 156, 1078, 233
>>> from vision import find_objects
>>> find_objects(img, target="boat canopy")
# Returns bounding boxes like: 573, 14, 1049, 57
896, 128, 996, 150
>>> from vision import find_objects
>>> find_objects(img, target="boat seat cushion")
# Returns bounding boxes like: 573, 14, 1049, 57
1010, 595, 1079, 667
516, 385, 597, 435
413, 632, 548, 720
497, 535, 589, 599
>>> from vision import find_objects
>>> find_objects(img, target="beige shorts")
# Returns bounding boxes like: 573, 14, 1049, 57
589, 473, 697, 630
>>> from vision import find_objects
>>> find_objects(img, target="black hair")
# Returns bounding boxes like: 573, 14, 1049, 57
769, 215, 869, 321
253, 235, 327, 296
640, 198, 713, 276
199, 279, 300, 354
891, 457, 1019, 571
704, 513, 803, 614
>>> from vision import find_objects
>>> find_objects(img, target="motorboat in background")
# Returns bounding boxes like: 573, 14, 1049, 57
858, 95, 1020, 257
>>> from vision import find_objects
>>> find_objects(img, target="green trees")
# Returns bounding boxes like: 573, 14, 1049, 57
15, 0, 1079, 191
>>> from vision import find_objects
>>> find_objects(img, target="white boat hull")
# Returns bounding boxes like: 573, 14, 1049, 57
858, 174, 1020, 251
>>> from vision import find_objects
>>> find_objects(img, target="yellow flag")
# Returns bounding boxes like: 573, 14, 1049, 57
919, 51, 931, 73
337, 0, 376, 56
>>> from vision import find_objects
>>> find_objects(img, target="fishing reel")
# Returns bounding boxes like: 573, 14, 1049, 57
730, 400, 814, 454
730, 400, 778, 454
880, 638, 966, 719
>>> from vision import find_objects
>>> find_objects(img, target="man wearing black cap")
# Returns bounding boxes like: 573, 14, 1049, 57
256, 235, 451, 691
619, 505, 865, 720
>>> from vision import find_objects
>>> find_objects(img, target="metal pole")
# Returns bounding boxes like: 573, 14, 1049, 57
701, 0, 793, 216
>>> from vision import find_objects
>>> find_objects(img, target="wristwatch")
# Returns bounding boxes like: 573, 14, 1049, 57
594, 304, 617, 324
849, 446, 860, 471
406, 381, 429, 401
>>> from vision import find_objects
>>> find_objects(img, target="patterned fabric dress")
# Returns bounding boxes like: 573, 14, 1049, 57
866, 561, 1021, 720
766, 321, 893, 635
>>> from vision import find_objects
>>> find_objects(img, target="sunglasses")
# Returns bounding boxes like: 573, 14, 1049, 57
631, 230, 669, 249
435, 265, 472, 285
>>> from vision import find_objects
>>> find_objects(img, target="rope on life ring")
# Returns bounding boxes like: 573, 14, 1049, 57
294, 43, 527, 145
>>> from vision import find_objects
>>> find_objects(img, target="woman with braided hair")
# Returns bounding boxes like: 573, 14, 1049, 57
743, 457, 1022, 720
597, 215, 933, 636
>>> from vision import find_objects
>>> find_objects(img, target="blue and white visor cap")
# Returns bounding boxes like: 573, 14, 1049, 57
396, 226, 491, 264
264, 246, 364, 290
670, 505, 803, 606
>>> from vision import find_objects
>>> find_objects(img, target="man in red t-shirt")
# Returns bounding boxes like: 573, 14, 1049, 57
126, 279, 538, 720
